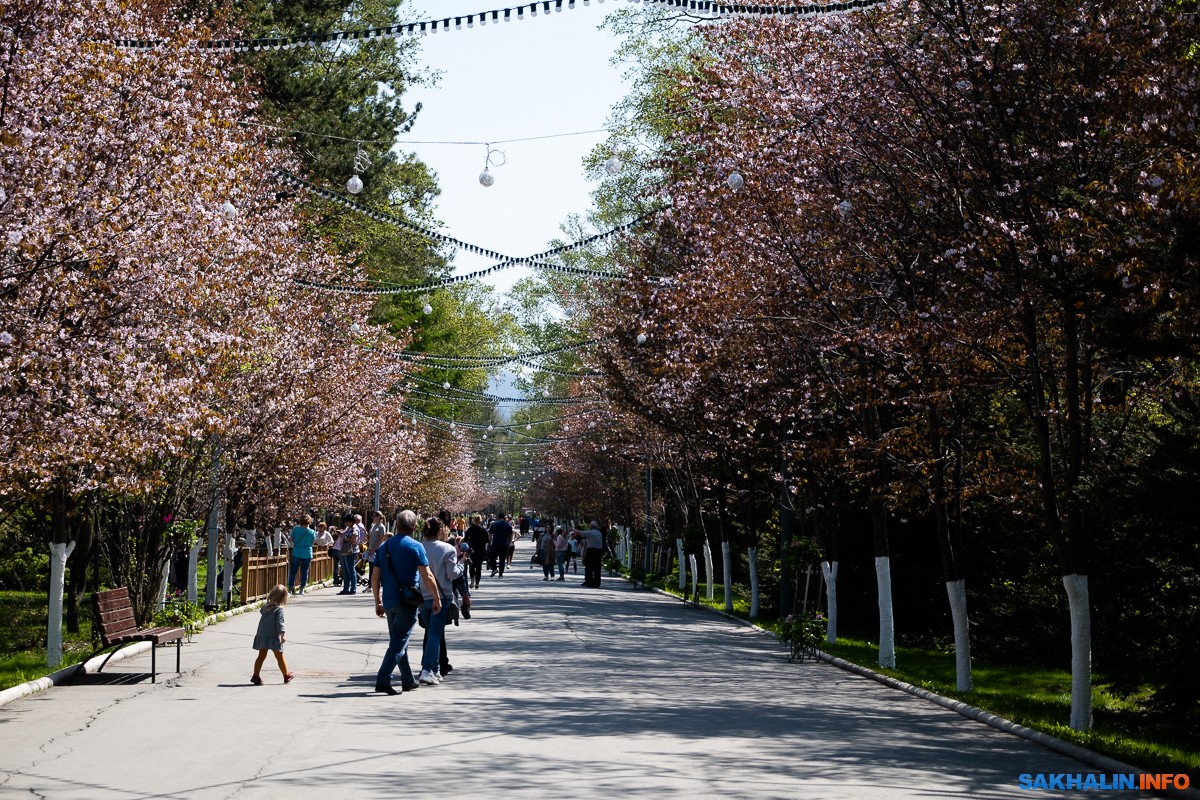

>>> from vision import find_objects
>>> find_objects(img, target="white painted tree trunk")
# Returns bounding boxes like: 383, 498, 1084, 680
721, 540, 734, 613
747, 545, 759, 618
1062, 574, 1093, 730
187, 541, 202, 604
875, 556, 896, 668
946, 579, 973, 691
222, 538, 237, 605
156, 555, 170, 611
688, 554, 698, 600
675, 538, 687, 589
821, 561, 838, 644
703, 539, 714, 601
624, 530, 632, 570
46, 541, 76, 667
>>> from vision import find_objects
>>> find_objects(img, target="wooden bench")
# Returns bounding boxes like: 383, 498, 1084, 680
76, 587, 185, 684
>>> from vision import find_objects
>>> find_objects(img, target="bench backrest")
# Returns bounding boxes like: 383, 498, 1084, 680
94, 587, 140, 646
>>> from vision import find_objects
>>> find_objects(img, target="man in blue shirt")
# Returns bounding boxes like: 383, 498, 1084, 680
371, 510, 441, 695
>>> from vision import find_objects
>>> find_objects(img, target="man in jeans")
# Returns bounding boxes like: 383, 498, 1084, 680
418, 517, 458, 686
371, 510, 440, 695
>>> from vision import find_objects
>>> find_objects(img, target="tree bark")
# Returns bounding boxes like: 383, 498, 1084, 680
46, 541, 76, 667
747, 545, 759, 618
821, 560, 838, 643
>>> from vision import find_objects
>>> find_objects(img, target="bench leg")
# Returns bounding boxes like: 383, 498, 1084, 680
176, 638, 181, 674
151, 644, 157, 684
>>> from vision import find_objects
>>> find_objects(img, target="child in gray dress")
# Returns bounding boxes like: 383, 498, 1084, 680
251, 584, 294, 684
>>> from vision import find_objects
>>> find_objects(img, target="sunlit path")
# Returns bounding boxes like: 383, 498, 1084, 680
0, 541, 1106, 800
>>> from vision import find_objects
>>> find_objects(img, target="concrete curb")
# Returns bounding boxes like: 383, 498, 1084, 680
628, 576, 1198, 799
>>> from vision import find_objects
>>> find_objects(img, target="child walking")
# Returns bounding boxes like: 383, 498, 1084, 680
251, 584, 294, 685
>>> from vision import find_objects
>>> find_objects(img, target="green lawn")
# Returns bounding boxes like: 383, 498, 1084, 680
0, 591, 95, 691
631, 572, 1199, 777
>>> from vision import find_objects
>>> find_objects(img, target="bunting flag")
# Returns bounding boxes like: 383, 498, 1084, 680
396, 338, 610, 367
406, 408, 593, 442
279, 170, 637, 295
111, 0, 892, 52
406, 388, 589, 405
406, 405, 595, 430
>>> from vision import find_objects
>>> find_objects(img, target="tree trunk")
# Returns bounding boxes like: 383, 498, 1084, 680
1063, 574, 1092, 729
46, 541, 76, 667
930, 401, 973, 692
747, 545, 759, 618
703, 539, 714, 601
821, 560, 838, 643
722, 539, 734, 613
870, 494, 896, 668
65, 511, 92, 634
676, 537, 687, 590
946, 579, 972, 691
187, 540, 202, 604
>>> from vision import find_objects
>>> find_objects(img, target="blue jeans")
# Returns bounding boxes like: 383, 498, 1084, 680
287, 556, 311, 593
418, 599, 450, 672
376, 605, 418, 688
555, 550, 567, 578
341, 554, 358, 592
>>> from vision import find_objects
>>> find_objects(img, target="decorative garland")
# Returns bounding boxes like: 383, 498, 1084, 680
406, 388, 589, 406
513, 358, 602, 378
111, 0, 891, 52
279, 171, 636, 294
407, 405, 595, 430
397, 338, 610, 367
407, 408, 584, 443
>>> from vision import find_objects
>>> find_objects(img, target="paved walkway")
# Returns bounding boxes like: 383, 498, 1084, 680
1, 540, 1114, 799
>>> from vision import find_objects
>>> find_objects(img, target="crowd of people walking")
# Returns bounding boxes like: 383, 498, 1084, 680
251, 509, 613, 690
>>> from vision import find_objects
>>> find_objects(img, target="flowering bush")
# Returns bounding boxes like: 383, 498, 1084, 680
779, 612, 825, 662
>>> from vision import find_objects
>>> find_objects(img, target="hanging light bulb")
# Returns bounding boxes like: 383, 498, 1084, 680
443, 382, 451, 390
422, 303, 433, 315
350, 322, 360, 333
479, 169, 494, 187
563, 423, 570, 431
726, 172, 744, 191
526, 424, 532, 431
604, 155, 621, 175
543, 389, 550, 398
488, 425, 494, 431
837, 199, 853, 221
221, 200, 237, 220
348, 142, 370, 195
636, 333, 647, 345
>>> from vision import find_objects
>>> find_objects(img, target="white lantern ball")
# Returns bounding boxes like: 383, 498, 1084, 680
604, 156, 621, 176
726, 172, 744, 191
346, 174, 364, 194
422, 304, 433, 315
636, 333, 647, 345
350, 322, 360, 333
478, 169, 495, 187
443, 382, 451, 390
221, 200, 237, 220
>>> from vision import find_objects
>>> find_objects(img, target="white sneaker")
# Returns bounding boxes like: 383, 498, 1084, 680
418, 670, 440, 686
433, 670, 443, 683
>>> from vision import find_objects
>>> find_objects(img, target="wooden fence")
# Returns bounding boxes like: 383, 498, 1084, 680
240, 546, 335, 604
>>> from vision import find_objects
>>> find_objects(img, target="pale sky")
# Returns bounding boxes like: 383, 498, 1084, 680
400, 1, 631, 297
